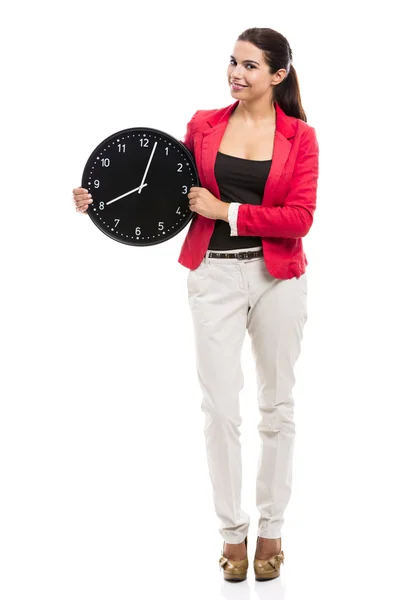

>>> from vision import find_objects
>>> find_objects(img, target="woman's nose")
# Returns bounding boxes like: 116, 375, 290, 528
231, 67, 244, 78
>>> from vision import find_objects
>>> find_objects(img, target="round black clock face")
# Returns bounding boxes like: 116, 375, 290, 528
81, 127, 199, 246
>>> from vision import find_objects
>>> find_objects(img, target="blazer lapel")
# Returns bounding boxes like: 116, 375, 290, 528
198, 99, 296, 204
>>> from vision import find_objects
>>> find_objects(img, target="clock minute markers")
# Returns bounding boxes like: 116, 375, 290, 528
106, 183, 148, 206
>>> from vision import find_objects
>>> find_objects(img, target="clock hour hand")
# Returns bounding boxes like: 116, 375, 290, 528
106, 183, 148, 205
138, 141, 157, 194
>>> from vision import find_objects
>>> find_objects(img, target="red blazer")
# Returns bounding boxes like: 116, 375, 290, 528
178, 99, 319, 280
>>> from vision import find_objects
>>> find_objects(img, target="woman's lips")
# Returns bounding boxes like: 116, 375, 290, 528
231, 82, 247, 90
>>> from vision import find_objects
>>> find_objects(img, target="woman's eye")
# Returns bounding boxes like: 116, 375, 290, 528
229, 60, 254, 69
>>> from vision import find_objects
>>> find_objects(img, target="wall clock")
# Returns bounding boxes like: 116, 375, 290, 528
81, 127, 199, 246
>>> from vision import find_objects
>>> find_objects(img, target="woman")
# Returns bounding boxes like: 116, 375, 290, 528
178, 27, 319, 582
72, 26, 319, 583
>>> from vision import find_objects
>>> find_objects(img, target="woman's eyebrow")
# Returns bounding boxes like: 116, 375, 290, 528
230, 55, 260, 65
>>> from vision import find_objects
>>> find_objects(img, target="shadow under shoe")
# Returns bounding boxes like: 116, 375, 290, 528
219, 535, 248, 582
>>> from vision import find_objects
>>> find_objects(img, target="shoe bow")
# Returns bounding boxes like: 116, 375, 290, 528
268, 551, 285, 569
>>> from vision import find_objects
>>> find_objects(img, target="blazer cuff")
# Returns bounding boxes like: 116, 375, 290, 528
228, 202, 241, 236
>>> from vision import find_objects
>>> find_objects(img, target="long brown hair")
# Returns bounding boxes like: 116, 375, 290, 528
237, 27, 307, 122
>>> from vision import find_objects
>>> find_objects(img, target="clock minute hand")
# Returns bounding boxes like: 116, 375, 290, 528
138, 141, 157, 194
106, 183, 148, 205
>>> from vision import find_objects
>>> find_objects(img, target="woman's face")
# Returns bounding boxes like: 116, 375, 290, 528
227, 40, 286, 99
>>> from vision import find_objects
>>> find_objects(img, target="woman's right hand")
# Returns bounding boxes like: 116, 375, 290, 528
72, 187, 93, 214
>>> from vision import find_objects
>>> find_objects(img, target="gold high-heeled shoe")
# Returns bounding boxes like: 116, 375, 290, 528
219, 535, 248, 582
253, 536, 284, 581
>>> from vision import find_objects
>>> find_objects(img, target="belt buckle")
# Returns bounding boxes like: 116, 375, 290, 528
238, 251, 249, 260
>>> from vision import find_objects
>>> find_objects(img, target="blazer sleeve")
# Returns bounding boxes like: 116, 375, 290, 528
179, 110, 200, 154
235, 126, 319, 238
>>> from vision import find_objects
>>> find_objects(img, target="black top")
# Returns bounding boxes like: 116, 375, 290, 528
208, 151, 272, 251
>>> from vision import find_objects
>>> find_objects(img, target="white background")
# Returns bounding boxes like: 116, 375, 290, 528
1, 1, 399, 598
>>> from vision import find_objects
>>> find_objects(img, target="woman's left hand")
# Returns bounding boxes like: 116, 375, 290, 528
188, 187, 227, 220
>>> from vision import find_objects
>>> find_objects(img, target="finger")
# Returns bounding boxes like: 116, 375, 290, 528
76, 199, 92, 209
73, 193, 93, 207
73, 191, 91, 200
72, 188, 88, 194
74, 199, 90, 209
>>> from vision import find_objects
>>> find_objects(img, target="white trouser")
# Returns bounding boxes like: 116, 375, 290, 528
186, 246, 308, 544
